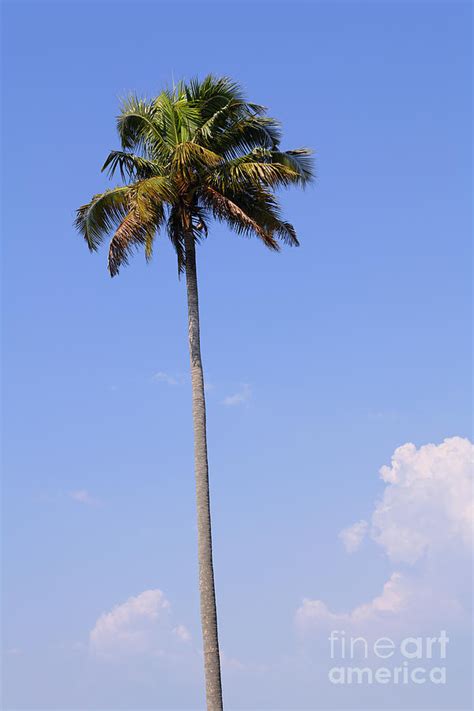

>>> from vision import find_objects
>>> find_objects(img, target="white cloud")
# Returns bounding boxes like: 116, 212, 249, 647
152, 371, 181, 386
172, 624, 191, 642
89, 590, 194, 662
299, 437, 473, 636
339, 436, 474, 565
338, 519, 368, 553
295, 570, 457, 637
372, 437, 473, 564
90, 590, 170, 659
337, 437, 473, 563
297, 567, 466, 640
296, 572, 408, 631
222, 383, 252, 406
70, 489, 99, 506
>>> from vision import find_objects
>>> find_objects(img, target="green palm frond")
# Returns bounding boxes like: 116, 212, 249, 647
117, 95, 170, 161
153, 90, 201, 146
212, 115, 282, 159
194, 100, 259, 145
270, 148, 314, 185
75, 186, 130, 251
210, 156, 303, 191
222, 147, 313, 187
101, 151, 158, 180
76, 75, 314, 275
131, 176, 177, 211
172, 142, 222, 177
185, 75, 245, 116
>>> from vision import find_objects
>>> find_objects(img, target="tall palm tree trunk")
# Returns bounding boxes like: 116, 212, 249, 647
184, 230, 224, 711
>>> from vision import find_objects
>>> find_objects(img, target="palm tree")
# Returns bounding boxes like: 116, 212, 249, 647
75, 75, 313, 710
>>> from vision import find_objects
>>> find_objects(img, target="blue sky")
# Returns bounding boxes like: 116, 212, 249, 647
1, 1, 472, 709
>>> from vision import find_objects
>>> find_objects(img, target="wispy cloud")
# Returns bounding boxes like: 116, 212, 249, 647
69, 489, 99, 506
5, 647, 22, 656
172, 624, 191, 642
338, 519, 368, 553
152, 371, 182, 386
222, 383, 252, 407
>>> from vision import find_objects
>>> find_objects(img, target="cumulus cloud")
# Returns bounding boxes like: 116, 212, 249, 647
222, 383, 252, 406
372, 437, 473, 564
337, 437, 473, 561
89, 590, 191, 661
298, 437, 473, 636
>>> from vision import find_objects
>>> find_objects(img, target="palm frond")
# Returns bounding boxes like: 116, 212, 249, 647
213, 115, 282, 159
77, 75, 314, 275
132, 176, 176, 210
211, 184, 299, 247
172, 142, 222, 177
210, 156, 303, 192
112, 176, 174, 272
185, 75, 245, 116
117, 95, 170, 162
270, 148, 314, 185
194, 100, 256, 145
108, 209, 154, 276
166, 205, 186, 274
101, 150, 158, 181
153, 91, 201, 147
75, 186, 130, 251
237, 191, 299, 246
201, 186, 279, 250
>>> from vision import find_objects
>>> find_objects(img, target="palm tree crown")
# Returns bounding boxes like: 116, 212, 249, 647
75, 75, 314, 276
